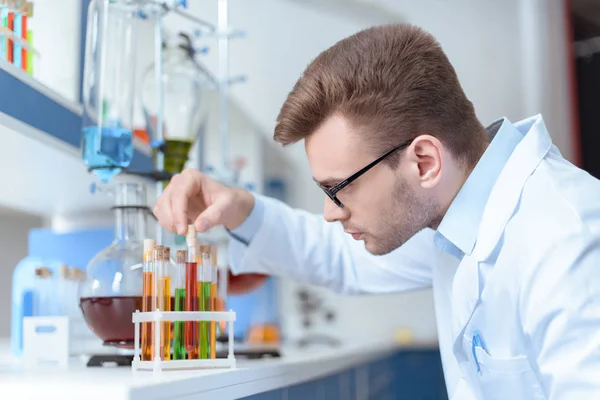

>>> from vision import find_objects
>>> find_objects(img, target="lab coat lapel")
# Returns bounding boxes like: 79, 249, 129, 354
473, 116, 553, 261
451, 115, 553, 348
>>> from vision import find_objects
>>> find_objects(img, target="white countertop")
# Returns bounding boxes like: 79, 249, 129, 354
0, 338, 434, 400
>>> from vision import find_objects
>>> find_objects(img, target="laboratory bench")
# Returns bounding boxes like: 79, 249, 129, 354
0, 339, 447, 400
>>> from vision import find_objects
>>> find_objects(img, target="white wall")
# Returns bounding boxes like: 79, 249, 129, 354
20, 0, 576, 345
30, 0, 82, 103
187, 90, 266, 192
0, 209, 44, 337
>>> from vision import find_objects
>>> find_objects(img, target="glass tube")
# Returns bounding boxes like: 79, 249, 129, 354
141, 239, 155, 361
158, 247, 171, 360
185, 225, 199, 359
198, 246, 211, 359
173, 249, 187, 360
210, 245, 218, 359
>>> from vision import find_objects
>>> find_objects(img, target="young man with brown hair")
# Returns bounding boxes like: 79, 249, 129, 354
154, 24, 600, 399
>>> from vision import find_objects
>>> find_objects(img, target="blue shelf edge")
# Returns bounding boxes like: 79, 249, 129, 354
0, 67, 153, 172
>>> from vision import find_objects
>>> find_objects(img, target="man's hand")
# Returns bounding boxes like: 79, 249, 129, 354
153, 169, 255, 235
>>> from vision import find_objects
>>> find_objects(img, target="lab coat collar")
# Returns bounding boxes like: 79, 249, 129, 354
435, 117, 524, 258
472, 114, 553, 261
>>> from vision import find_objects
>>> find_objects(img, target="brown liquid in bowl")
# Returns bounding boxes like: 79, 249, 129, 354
80, 296, 177, 348
80, 296, 142, 348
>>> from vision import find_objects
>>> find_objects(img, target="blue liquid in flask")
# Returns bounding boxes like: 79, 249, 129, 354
82, 126, 133, 182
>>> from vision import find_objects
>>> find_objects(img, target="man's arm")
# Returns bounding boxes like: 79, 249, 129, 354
520, 231, 600, 398
228, 194, 436, 295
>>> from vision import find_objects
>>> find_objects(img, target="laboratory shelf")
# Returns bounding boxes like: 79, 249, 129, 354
0, 60, 155, 218
0, 59, 153, 170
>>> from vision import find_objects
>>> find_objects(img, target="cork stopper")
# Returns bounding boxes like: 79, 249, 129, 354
35, 267, 52, 278
59, 264, 69, 279
153, 245, 163, 261
176, 250, 187, 264
163, 247, 171, 262
69, 268, 86, 281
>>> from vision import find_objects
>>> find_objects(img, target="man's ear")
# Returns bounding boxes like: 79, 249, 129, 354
408, 135, 443, 189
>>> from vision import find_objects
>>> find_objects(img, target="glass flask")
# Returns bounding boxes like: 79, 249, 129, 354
79, 182, 151, 348
141, 32, 213, 180
81, 0, 140, 183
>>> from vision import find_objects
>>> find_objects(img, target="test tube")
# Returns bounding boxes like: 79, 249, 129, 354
173, 250, 187, 359
185, 225, 199, 359
158, 247, 171, 360
12, 6, 21, 69
214, 248, 227, 335
7, 8, 13, 63
210, 245, 218, 359
0, 3, 7, 61
198, 246, 211, 359
141, 239, 156, 361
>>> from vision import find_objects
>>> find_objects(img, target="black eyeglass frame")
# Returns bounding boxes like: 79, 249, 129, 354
315, 139, 414, 208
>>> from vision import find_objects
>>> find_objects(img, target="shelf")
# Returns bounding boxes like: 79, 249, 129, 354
0, 61, 156, 218
0, 60, 153, 169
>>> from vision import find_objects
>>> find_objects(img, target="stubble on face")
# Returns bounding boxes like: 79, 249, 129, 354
366, 175, 442, 255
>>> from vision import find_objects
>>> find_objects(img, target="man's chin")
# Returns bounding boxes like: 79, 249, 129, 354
364, 240, 392, 256
364, 236, 406, 256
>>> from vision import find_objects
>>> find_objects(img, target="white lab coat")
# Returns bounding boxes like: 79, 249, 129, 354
229, 115, 600, 399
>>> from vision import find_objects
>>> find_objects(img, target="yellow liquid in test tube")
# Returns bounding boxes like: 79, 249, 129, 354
159, 276, 171, 360
141, 241, 156, 361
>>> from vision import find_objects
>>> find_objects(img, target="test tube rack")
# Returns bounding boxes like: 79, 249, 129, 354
132, 309, 236, 372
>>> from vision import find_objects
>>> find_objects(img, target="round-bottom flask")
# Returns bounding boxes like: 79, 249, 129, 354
79, 182, 151, 348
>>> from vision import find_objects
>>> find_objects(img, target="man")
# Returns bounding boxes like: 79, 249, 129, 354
153, 24, 600, 399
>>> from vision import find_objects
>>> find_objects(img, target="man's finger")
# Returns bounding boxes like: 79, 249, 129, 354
194, 197, 228, 232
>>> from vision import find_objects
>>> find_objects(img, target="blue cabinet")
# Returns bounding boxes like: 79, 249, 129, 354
241, 349, 448, 400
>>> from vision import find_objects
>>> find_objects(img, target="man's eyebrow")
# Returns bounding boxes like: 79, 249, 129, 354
313, 177, 342, 187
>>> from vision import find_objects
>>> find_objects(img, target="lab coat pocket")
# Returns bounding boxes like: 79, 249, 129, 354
474, 347, 545, 400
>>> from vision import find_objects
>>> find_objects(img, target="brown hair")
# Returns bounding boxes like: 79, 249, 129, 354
274, 23, 487, 167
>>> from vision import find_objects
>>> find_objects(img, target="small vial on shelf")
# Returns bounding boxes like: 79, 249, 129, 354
173, 249, 187, 360
141, 239, 156, 361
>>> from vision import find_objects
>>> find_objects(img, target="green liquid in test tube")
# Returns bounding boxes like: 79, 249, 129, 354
173, 250, 187, 360
198, 250, 211, 359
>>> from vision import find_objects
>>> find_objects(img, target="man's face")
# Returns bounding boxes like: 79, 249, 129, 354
305, 115, 441, 255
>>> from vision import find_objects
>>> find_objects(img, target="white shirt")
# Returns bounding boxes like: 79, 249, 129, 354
228, 114, 600, 399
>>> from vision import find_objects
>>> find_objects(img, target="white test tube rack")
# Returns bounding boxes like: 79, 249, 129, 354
132, 310, 236, 372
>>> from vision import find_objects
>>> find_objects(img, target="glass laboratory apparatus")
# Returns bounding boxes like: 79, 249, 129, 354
79, 182, 151, 349
141, 32, 213, 183
81, 0, 139, 182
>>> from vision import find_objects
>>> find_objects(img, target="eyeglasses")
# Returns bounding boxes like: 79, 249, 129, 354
314, 139, 414, 208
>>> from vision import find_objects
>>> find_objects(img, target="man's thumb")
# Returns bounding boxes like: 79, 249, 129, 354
194, 198, 228, 232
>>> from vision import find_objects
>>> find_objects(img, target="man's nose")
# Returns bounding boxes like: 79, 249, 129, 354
323, 196, 349, 223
